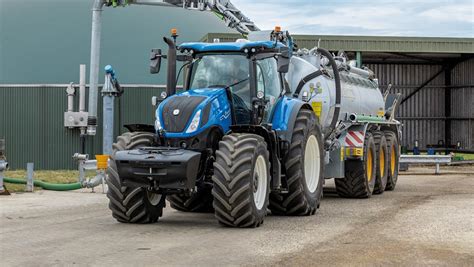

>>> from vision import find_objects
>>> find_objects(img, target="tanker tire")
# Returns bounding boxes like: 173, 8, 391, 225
373, 132, 389, 194
106, 132, 166, 224
269, 109, 324, 216
168, 187, 214, 213
385, 131, 399, 191
212, 134, 270, 228
335, 132, 377, 198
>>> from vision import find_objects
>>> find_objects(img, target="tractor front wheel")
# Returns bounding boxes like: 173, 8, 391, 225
212, 134, 270, 228
106, 132, 166, 223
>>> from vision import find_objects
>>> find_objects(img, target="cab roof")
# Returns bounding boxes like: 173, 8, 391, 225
178, 41, 287, 54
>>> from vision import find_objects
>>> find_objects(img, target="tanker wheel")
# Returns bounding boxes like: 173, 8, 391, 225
106, 132, 166, 224
384, 131, 400, 191
373, 131, 389, 194
212, 133, 270, 228
335, 132, 377, 198
269, 109, 324, 216
167, 187, 214, 213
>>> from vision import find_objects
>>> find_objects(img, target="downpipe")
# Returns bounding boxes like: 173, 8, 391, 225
87, 0, 105, 136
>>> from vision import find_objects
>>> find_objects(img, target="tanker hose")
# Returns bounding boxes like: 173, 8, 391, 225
3, 177, 82, 191
317, 47, 341, 140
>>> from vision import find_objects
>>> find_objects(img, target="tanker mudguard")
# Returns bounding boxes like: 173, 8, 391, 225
271, 96, 312, 142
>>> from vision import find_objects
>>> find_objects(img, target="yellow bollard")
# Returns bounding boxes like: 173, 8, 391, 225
96, 155, 110, 170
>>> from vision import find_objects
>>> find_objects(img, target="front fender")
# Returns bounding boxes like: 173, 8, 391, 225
271, 96, 312, 142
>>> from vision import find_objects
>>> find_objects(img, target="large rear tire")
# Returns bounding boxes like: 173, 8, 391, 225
385, 131, 400, 191
212, 134, 270, 228
106, 132, 166, 224
269, 109, 324, 216
373, 132, 389, 194
167, 187, 214, 213
335, 132, 377, 198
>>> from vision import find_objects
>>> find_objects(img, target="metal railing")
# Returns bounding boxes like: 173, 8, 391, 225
400, 155, 452, 174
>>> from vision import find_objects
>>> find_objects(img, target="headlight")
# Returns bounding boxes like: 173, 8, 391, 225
155, 117, 162, 131
185, 110, 201, 134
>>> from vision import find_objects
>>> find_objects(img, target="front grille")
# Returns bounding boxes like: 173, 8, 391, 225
162, 96, 206, 133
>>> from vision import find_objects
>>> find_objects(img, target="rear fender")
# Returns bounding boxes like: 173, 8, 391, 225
271, 96, 312, 142
339, 124, 369, 160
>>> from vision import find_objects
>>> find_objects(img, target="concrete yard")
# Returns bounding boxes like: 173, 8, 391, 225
1, 166, 473, 266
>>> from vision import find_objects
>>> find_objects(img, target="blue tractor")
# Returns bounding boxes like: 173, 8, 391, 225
106, 34, 325, 228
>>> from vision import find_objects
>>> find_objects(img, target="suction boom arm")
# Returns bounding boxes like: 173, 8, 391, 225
129, 0, 259, 35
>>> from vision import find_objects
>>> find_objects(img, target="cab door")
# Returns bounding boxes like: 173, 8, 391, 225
256, 56, 284, 122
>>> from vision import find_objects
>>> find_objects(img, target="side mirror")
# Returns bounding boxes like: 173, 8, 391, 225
150, 49, 162, 74
277, 55, 290, 73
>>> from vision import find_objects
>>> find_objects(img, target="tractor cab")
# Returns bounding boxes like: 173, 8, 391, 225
152, 39, 290, 145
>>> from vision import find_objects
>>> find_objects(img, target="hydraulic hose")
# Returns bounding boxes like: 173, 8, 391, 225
3, 177, 82, 191
317, 48, 341, 140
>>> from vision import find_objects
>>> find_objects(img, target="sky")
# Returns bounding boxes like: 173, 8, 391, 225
233, 0, 474, 37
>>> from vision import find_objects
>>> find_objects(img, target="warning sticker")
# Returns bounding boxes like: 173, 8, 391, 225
312, 102, 323, 117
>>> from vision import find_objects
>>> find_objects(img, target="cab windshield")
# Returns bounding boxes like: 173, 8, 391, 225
189, 54, 252, 124
189, 54, 250, 92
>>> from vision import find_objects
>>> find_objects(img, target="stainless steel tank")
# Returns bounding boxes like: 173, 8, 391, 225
286, 55, 385, 134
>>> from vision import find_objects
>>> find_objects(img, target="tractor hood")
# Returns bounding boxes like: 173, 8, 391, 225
155, 88, 232, 138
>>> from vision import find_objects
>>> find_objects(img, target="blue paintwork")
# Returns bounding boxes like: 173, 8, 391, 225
271, 96, 304, 132
155, 88, 232, 139
104, 65, 116, 80
179, 41, 286, 53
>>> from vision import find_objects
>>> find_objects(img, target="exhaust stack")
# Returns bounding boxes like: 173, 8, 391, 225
164, 37, 177, 97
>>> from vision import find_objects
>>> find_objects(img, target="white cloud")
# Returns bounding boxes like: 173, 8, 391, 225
232, 0, 474, 37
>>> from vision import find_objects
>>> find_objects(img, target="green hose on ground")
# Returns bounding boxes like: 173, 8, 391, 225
3, 177, 82, 191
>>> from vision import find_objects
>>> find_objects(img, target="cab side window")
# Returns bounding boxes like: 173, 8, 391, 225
256, 57, 282, 121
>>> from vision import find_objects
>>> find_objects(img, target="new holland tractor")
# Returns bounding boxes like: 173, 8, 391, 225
105, 29, 402, 228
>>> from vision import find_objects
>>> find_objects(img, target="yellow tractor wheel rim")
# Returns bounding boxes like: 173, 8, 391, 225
391, 145, 396, 176
380, 148, 385, 177
367, 148, 373, 181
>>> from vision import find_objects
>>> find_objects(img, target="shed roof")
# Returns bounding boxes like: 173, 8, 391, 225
201, 33, 474, 54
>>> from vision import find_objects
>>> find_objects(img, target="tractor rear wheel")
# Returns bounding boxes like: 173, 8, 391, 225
167, 187, 214, 213
373, 132, 389, 194
385, 131, 400, 191
106, 132, 166, 224
212, 134, 270, 228
335, 132, 377, 198
269, 109, 324, 216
